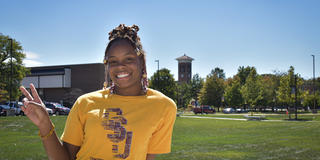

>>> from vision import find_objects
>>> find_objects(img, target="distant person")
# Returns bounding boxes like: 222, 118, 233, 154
20, 24, 177, 160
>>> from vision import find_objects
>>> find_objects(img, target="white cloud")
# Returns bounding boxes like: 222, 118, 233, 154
23, 51, 43, 67
23, 59, 43, 67
25, 51, 39, 59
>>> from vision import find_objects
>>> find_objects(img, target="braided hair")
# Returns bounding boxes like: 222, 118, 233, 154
103, 24, 148, 94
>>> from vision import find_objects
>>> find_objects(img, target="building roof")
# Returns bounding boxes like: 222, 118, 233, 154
26, 63, 104, 76
175, 54, 194, 61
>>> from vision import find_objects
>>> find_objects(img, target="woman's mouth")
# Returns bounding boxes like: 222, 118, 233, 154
116, 72, 130, 79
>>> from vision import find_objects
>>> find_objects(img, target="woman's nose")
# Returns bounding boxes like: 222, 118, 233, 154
114, 61, 127, 68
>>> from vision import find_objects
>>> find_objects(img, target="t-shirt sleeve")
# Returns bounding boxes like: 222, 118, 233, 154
147, 101, 177, 154
60, 98, 85, 146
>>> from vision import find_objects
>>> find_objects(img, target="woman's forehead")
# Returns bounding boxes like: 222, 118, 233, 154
107, 40, 136, 58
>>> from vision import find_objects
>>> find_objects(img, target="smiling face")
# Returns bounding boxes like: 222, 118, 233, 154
106, 39, 144, 95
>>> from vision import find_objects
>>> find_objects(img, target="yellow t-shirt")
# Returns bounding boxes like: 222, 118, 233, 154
61, 88, 177, 160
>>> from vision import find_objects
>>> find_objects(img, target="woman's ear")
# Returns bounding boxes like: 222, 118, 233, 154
104, 64, 111, 86
139, 56, 145, 69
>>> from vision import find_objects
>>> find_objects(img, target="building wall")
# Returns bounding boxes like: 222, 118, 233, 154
22, 63, 105, 107
41, 88, 67, 103
178, 62, 192, 83
70, 63, 105, 93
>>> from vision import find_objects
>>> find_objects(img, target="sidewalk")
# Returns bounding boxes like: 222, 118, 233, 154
180, 115, 314, 122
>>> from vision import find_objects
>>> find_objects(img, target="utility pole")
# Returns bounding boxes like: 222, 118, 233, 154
294, 75, 298, 120
155, 60, 159, 89
311, 55, 317, 113
9, 38, 13, 102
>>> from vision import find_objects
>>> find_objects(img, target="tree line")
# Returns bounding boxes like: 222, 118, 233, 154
148, 66, 320, 112
1, 34, 319, 112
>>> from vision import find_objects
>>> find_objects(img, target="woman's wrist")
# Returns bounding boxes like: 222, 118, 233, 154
39, 123, 55, 140
38, 120, 54, 138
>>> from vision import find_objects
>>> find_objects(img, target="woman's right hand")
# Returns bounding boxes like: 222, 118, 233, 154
20, 83, 51, 128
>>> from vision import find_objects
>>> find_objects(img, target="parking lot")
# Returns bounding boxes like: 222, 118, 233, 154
0, 101, 70, 116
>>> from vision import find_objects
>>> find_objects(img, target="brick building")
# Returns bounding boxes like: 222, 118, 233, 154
21, 63, 105, 107
176, 54, 194, 83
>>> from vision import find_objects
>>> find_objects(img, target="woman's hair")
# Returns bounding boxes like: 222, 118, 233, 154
103, 24, 148, 93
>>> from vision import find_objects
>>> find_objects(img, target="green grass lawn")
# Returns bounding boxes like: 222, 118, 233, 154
1, 115, 320, 160
0, 116, 67, 159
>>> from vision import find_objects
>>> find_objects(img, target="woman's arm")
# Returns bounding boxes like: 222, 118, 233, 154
40, 125, 72, 160
39, 126, 80, 160
63, 142, 81, 160
20, 84, 79, 160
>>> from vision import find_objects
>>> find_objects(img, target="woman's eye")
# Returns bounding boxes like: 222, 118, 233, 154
126, 58, 134, 62
109, 61, 117, 65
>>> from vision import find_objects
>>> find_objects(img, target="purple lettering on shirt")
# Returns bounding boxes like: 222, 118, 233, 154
102, 108, 133, 159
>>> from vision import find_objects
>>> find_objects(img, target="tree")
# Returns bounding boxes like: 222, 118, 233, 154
0, 34, 29, 102
0, 82, 9, 102
270, 70, 283, 111
302, 90, 320, 110
198, 67, 225, 111
209, 67, 225, 79
256, 75, 276, 111
237, 66, 255, 85
190, 73, 204, 101
149, 68, 177, 101
224, 77, 243, 108
277, 66, 303, 107
240, 68, 260, 113
175, 73, 204, 108
177, 82, 192, 108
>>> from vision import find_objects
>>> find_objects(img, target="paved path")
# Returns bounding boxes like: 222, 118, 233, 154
181, 115, 248, 121
180, 115, 313, 122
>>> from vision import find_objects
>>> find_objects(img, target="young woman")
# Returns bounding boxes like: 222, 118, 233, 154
20, 24, 177, 160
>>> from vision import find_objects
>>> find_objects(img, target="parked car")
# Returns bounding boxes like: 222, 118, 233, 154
0, 105, 7, 116
236, 108, 248, 113
223, 108, 235, 114
0, 101, 24, 116
55, 103, 70, 115
193, 105, 216, 114
45, 102, 70, 115
46, 108, 53, 115
17, 102, 25, 115
0, 104, 10, 116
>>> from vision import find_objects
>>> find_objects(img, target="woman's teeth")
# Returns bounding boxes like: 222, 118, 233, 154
117, 73, 129, 78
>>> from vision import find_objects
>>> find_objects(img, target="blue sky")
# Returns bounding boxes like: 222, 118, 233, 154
1, 0, 320, 80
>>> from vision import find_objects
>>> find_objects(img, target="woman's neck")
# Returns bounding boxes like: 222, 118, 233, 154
114, 86, 145, 96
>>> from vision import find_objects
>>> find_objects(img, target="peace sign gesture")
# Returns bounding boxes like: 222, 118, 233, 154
20, 83, 51, 128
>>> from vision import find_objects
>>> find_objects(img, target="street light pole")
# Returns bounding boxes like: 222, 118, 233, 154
9, 38, 13, 102
311, 55, 317, 113
155, 60, 159, 89
294, 75, 298, 120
